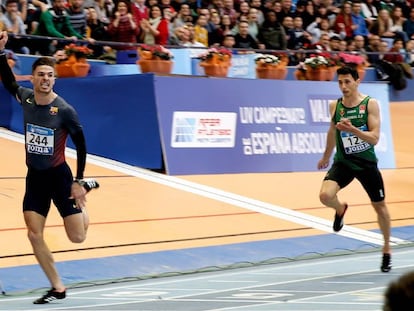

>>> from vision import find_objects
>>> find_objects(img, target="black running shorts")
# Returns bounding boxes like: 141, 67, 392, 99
324, 160, 385, 202
23, 162, 82, 217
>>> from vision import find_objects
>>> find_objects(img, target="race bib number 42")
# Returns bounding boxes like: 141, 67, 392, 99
26, 124, 54, 155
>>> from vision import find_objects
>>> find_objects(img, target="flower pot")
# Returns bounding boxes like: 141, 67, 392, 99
294, 69, 307, 80
256, 66, 287, 79
137, 59, 173, 74
306, 68, 328, 81
325, 66, 339, 81
55, 61, 90, 78
200, 63, 229, 77
358, 68, 366, 81
72, 62, 90, 77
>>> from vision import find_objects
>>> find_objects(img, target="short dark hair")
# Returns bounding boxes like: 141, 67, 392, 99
337, 65, 359, 80
32, 57, 56, 74
384, 271, 414, 311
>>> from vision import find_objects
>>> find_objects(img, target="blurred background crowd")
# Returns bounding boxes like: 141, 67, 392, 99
1, 0, 414, 67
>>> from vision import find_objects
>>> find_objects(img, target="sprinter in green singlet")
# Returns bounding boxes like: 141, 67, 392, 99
317, 66, 392, 273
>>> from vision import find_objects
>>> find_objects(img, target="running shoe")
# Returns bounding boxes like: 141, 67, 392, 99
381, 253, 392, 272
33, 288, 66, 304
333, 204, 348, 232
77, 179, 100, 192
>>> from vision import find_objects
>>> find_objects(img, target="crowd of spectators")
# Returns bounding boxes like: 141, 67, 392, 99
1, 0, 414, 69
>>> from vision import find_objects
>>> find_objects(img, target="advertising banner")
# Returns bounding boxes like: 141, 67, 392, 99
155, 77, 395, 175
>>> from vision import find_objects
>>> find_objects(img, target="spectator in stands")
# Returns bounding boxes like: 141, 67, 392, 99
328, 34, 341, 51
234, 19, 259, 49
257, 10, 287, 50
32, 0, 85, 55
222, 0, 237, 26
383, 270, 414, 311
207, 11, 224, 46
131, 0, 149, 29
1, 0, 30, 54
277, 0, 295, 22
369, 9, 396, 39
405, 39, 414, 65
299, 0, 317, 30
353, 34, 369, 62
366, 34, 382, 64
86, 6, 110, 57
171, 3, 192, 30
91, 0, 114, 25
287, 15, 313, 49
333, 2, 354, 40
383, 37, 405, 63
220, 14, 233, 35
249, 0, 264, 25
306, 17, 345, 44
237, 1, 250, 21
360, 0, 378, 28
140, 4, 168, 46
222, 33, 235, 48
351, 0, 370, 39
194, 14, 208, 46
67, 0, 88, 37
107, 0, 139, 50
390, 6, 407, 41
403, 7, 414, 41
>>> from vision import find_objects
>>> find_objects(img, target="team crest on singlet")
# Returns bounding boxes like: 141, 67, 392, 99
49, 106, 58, 115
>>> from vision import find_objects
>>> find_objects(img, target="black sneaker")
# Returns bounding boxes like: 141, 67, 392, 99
381, 253, 392, 272
77, 179, 100, 192
333, 204, 348, 232
33, 288, 66, 304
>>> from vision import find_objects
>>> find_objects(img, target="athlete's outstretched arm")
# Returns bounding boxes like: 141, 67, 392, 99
0, 32, 19, 97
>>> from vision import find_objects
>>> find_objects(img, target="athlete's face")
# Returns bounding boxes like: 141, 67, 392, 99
338, 74, 359, 97
31, 65, 56, 94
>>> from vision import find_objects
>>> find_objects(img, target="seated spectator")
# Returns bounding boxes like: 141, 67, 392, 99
403, 7, 414, 41
86, 6, 110, 57
234, 19, 259, 49
307, 17, 345, 44
366, 34, 381, 64
351, 0, 370, 39
405, 39, 414, 65
193, 14, 208, 47
207, 11, 224, 46
1, 0, 30, 54
333, 2, 354, 40
257, 10, 287, 50
32, 0, 85, 55
222, 33, 235, 48
107, 0, 139, 50
370, 9, 398, 39
140, 4, 169, 46
383, 37, 404, 63
67, 0, 88, 38
361, 0, 378, 28
390, 6, 407, 41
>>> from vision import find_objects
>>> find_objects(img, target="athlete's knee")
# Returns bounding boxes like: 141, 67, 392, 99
319, 190, 335, 206
67, 232, 86, 243
27, 230, 44, 245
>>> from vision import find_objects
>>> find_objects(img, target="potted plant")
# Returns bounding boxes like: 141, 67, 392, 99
338, 52, 368, 81
197, 48, 232, 77
254, 53, 288, 80
137, 44, 174, 74
55, 44, 93, 78
303, 54, 330, 81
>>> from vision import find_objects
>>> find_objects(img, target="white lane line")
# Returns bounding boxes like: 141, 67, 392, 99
0, 129, 407, 247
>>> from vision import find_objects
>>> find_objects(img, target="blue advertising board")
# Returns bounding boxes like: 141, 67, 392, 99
154, 77, 395, 175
